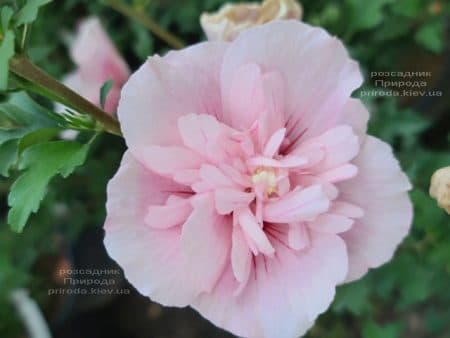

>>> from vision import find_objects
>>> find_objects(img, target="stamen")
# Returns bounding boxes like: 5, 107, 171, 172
252, 167, 278, 196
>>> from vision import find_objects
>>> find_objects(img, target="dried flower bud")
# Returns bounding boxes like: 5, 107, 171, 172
430, 166, 450, 214
200, 0, 302, 41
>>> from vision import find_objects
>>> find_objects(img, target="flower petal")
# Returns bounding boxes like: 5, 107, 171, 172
247, 155, 308, 168
258, 70, 286, 145
263, 128, 286, 158
144, 197, 192, 229
318, 164, 358, 183
264, 185, 330, 223
104, 152, 198, 306
308, 214, 354, 234
339, 136, 413, 282
226, 63, 265, 131
177, 114, 232, 163
231, 225, 252, 283
292, 125, 360, 171
181, 196, 231, 293
71, 17, 130, 85
118, 42, 227, 164
215, 188, 255, 215
221, 20, 362, 148
238, 208, 275, 256
338, 98, 369, 143
288, 222, 310, 250
192, 232, 348, 338
142, 145, 203, 177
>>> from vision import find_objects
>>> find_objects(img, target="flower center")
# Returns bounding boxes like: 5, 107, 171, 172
251, 167, 278, 196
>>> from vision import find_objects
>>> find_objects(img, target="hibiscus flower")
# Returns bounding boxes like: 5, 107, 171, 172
104, 20, 412, 338
62, 17, 130, 114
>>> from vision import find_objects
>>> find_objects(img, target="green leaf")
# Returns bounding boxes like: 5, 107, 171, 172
1, 6, 14, 33
99, 79, 113, 110
373, 16, 411, 41
344, 0, 394, 34
7, 140, 91, 232
6, 92, 93, 131
15, 0, 53, 27
0, 139, 18, 176
415, 19, 445, 53
0, 94, 60, 147
131, 21, 154, 60
0, 100, 58, 129
362, 321, 403, 338
0, 127, 30, 146
0, 30, 15, 90
391, 0, 426, 18
333, 279, 371, 315
17, 128, 59, 151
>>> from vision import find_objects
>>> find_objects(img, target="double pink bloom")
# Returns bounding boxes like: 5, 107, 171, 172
103, 21, 412, 338
63, 17, 130, 114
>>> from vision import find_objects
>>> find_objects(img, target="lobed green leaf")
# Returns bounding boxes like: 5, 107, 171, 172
7, 140, 92, 232
15, 0, 53, 27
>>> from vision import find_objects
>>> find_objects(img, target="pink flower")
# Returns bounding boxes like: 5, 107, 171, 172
104, 21, 412, 338
63, 17, 130, 114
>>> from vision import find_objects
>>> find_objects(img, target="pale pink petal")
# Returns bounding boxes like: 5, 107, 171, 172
238, 208, 275, 256
65, 17, 130, 114
118, 42, 227, 161
226, 63, 265, 131
215, 189, 255, 215
308, 214, 354, 233
264, 185, 330, 223
173, 169, 200, 186
178, 114, 222, 150
332, 201, 364, 218
142, 146, 203, 177
71, 18, 129, 82
181, 196, 231, 293
247, 155, 308, 168
192, 232, 348, 338
338, 98, 370, 143
221, 20, 363, 147
263, 128, 286, 158
291, 174, 340, 200
199, 164, 238, 189
61, 71, 96, 103
339, 136, 413, 282
103, 86, 122, 114
231, 225, 252, 283
257, 71, 286, 145
177, 114, 232, 162
144, 197, 192, 229
318, 164, 358, 183
290, 142, 325, 167
104, 152, 198, 306
288, 223, 310, 250
292, 125, 360, 170
277, 175, 291, 196
219, 164, 251, 187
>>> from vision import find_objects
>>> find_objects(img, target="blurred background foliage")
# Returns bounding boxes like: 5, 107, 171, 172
0, 0, 449, 337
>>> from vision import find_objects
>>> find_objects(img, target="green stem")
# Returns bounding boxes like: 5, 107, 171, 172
9, 54, 122, 136
105, 0, 185, 49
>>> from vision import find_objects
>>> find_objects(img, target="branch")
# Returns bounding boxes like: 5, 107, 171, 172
9, 55, 122, 136
105, 0, 186, 49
